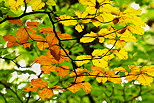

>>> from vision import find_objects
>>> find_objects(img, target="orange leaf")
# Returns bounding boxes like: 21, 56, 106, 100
41, 65, 57, 74
46, 34, 59, 47
80, 82, 91, 94
34, 56, 54, 65
31, 78, 48, 89
24, 86, 38, 92
56, 66, 69, 77
50, 86, 65, 91
59, 33, 72, 39
39, 27, 53, 34
3, 35, 19, 47
75, 76, 85, 83
8, 18, 23, 26
16, 28, 29, 43
29, 34, 44, 41
23, 42, 31, 48
37, 42, 49, 50
49, 45, 60, 61
38, 88, 54, 100
67, 84, 81, 93
26, 28, 37, 33
26, 21, 39, 28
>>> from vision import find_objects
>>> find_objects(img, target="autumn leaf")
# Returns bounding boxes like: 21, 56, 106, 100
75, 55, 92, 66
68, 82, 91, 94
41, 65, 57, 74
8, 0, 24, 10
24, 86, 38, 92
114, 49, 128, 60
38, 88, 54, 100
75, 24, 84, 32
48, 45, 60, 61
30, 78, 48, 89
28, 0, 45, 10
69, 68, 88, 77
8, 18, 23, 26
125, 65, 154, 85
26, 28, 37, 33
56, 66, 69, 77
29, 34, 44, 41
16, 28, 29, 43
80, 32, 96, 43
46, 34, 59, 47
39, 27, 53, 34
3, 35, 19, 47
137, 74, 153, 85
59, 33, 72, 39
57, 15, 78, 26
80, 82, 91, 94
23, 42, 31, 48
26, 21, 39, 28
34, 56, 55, 65
74, 11, 88, 18
37, 42, 49, 50
92, 58, 108, 68
67, 84, 81, 93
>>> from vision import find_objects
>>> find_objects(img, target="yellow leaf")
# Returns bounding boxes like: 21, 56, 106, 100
8, 0, 24, 10
108, 78, 122, 84
143, 66, 154, 76
99, 4, 120, 14
127, 25, 144, 35
74, 11, 88, 18
114, 49, 128, 60
96, 77, 108, 83
75, 24, 84, 32
86, 6, 96, 14
75, 55, 92, 66
137, 74, 153, 85
92, 58, 108, 68
119, 30, 137, 42
96, 12, 114, 22
80, 32, 96, 43
29, 0, 45, 10
58, 15, 77, 26
92, 49, 109, 56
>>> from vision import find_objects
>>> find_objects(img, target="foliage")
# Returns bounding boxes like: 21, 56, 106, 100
0, 0, 154, 103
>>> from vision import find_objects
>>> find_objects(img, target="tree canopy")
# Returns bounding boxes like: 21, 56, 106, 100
0, 0, 154, 103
